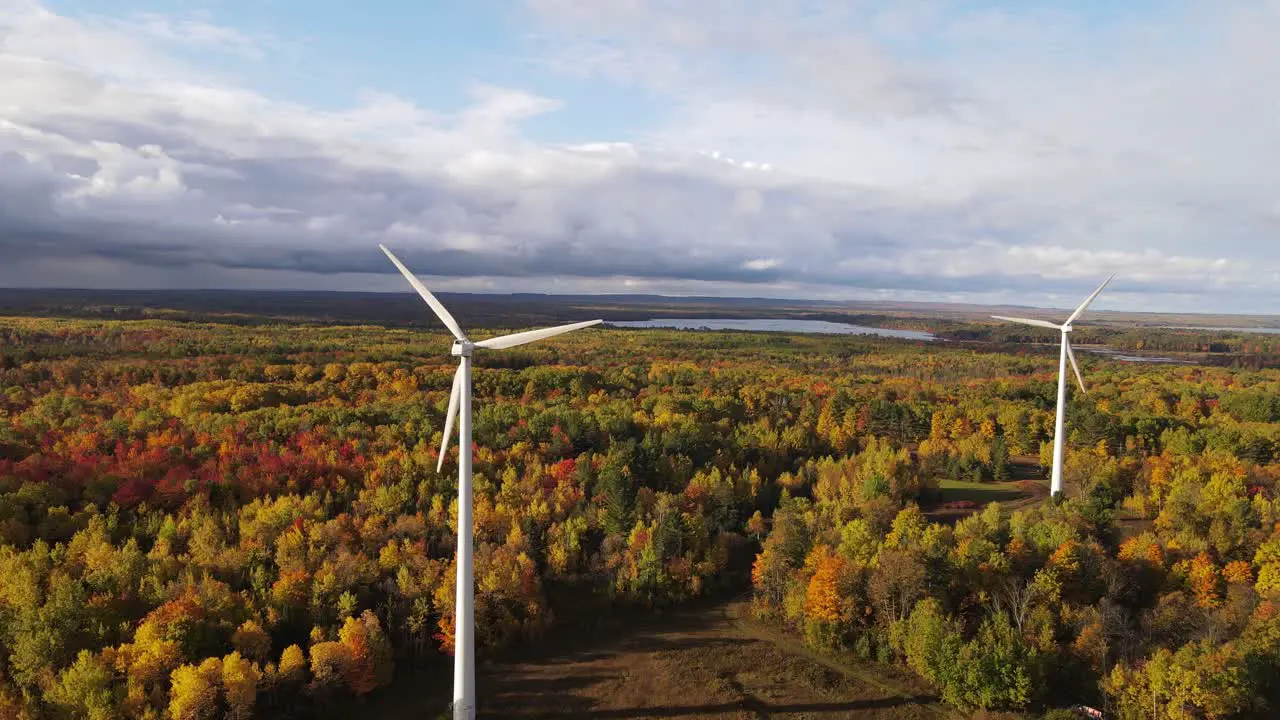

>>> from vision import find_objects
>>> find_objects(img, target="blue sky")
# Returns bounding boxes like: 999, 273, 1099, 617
35, 0, 1171, 143
3, 0, 1280, 313
43, 0, 664, 143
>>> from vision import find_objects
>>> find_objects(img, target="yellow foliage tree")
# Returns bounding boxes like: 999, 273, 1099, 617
278, 645, 307, 684
308, 641, 353, 691
221, 652, 260, 720
168, 658, 222, 720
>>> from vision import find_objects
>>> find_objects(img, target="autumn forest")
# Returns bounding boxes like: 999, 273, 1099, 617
2, 307, 1279, 719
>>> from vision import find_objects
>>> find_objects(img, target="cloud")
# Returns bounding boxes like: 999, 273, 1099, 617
743, 258, 778, 271
519, 0, 1280, 308
0, 1, 1279, 312
112, 13, 278, 61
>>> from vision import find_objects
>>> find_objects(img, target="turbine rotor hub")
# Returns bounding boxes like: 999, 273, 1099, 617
451, 340, 474, 357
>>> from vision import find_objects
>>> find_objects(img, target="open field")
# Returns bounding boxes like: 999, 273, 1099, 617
370, 597, 952, 720
935, 479, 1025, 505
924, 478, 1045, 524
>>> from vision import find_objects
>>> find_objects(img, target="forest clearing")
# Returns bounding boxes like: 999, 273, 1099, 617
371, 596, 949, 720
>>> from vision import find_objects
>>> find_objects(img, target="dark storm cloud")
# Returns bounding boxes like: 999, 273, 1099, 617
0, 142, 801, 284
0, 114, 925, 288
0, 133, 1239, 301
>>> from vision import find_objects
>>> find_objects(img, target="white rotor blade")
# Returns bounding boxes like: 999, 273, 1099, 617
379, 244, 467, 341
991, 315, 1062, 330
1065, 274, 1116, 326
1064, 336, 1087, 394
474, 319, 603, 350
437, 364, 462, 473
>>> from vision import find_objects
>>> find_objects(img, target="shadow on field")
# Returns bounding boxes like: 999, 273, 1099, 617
369, 592, 944, 720
485, 693, 938, 719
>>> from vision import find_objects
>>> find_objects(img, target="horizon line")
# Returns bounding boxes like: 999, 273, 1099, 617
1, 286, 1279, 320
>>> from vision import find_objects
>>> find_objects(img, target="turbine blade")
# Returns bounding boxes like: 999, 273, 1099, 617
1065, 336, 1087, 394
437, 364, 462, 473
991, 315, 1062, 330
1065, 274, 1116, 326
379, 244, 467, 341
474, 319, 603, 350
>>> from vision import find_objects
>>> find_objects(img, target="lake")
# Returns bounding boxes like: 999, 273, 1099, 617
606, 318, 936, 341
1077, 346, 1191, 365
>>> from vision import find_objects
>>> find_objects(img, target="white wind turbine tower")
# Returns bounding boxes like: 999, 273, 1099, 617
992, 275, 1115, 498
380, 244, 602, 720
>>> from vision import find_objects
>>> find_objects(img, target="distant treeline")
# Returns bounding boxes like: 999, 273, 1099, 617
947, 324, 1280, 367
6, 288, 1280, 366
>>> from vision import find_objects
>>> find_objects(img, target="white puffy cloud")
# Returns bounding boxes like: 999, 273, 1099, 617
1, 0, 1279, 312
520, 0, 1280, 310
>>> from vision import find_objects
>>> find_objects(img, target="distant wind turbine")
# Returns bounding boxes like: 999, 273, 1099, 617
380, 244, 602, 720
992, 275, 1115, 497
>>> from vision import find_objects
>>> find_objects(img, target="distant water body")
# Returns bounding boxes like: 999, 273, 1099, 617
607, 318, 935, 341
1164, 326, 1280, 335
1077, 347, 1191, 365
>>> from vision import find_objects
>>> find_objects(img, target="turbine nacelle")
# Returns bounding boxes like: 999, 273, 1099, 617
379, 242, 603, 474
989, 274, 1114, 396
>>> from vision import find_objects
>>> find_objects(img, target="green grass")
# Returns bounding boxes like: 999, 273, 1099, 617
936, 478, 1027, 506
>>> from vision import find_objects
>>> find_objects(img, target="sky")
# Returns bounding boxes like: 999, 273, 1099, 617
1, 0, 1279, 313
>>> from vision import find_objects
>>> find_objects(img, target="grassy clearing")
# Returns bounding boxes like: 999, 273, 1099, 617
925, 471, 1047, 524
369, 597, 955, 720
935, 478, 1027, 505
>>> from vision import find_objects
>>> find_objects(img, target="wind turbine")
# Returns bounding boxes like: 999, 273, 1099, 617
992, 275, 1115, 497
379, 244, 602, 720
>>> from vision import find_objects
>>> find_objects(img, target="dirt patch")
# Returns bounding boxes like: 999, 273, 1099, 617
369, 598, 952, 719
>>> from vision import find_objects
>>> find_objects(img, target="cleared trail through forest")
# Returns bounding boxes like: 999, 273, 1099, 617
371, 597, 953, 720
